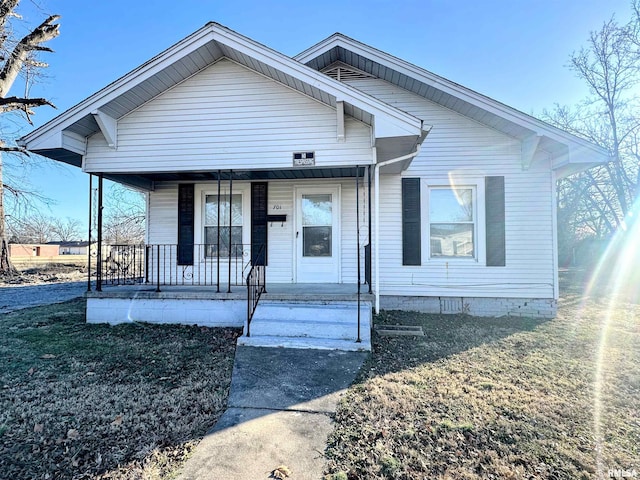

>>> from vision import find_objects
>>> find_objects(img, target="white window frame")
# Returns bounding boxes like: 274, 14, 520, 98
421, 178, 486, 264
194, 183, 251, 262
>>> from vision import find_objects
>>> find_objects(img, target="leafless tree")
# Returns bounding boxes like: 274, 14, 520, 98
8, 211, 53, 243
103, 184, 146, 245
0, 0, 59, 275
51, 216, 82, 242
542, 2, 640, 261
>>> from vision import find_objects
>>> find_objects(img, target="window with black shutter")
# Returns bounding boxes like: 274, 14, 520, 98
177, 184, 195, 265
485, 176, 506, 267
402, 178, 421, 265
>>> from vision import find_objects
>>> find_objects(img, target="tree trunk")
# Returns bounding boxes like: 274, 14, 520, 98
0, 152, 16, 275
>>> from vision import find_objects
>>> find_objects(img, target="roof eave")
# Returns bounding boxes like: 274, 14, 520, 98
21, 24, 425, 152
296, 34, 609, 166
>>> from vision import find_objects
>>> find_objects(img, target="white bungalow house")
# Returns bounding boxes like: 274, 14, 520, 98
19, 23, 608, 351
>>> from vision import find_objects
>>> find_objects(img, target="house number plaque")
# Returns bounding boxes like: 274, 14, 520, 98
293, 151, 315, 166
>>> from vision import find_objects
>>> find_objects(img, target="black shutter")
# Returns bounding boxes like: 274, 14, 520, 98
402, 178, 421, 266
177, 184, 194, 265
251, 182, 268, 266
485, 176, 506, 267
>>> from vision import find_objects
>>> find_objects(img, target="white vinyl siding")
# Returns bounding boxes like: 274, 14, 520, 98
147, 182, 178, 245
345, 77, 555, 299
147, 179, 370, 285
84, 59, 373, 173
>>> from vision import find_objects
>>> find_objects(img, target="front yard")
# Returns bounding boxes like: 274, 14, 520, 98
325, 273, 639, 479
0, 268, 638, 479
0, 299, 240, 479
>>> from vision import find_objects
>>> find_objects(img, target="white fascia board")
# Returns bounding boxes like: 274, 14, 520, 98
552, 144, 612, 172
296, 34, 608, 163
24, 130, 86, 155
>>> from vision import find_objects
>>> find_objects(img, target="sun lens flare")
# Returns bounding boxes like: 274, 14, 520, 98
585, 197, 640, 477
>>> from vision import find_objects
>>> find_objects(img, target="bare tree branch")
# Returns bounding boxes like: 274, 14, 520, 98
0, 1, 60, 275
0, 13, 59, 97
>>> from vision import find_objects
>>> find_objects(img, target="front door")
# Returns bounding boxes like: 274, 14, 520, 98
295, 186, 340, 283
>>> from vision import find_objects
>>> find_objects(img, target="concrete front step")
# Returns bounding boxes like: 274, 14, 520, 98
237, 335, 371, 351
248, 318, 367, 340
251, 301, 371, 322
239, 301, 372, 351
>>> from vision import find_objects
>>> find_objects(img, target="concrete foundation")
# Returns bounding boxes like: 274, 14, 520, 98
86, 297, 245, 327
380, 295, 557, 318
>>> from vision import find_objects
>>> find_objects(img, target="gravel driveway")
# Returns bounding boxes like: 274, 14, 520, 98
0, 281, 87, 314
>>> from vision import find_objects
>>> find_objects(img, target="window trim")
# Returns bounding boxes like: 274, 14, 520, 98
194, 183, 251, 262
421, 178, 486, 264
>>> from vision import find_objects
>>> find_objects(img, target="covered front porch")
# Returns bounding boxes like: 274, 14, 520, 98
85, 167, 375, 350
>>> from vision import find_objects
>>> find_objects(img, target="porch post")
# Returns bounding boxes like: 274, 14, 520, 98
356, 166, 362, 343
87, 174, 92, 292
216, 170, 221, 293
227, 170, 233, 293
96, 174, 103, 292
367, 165, 373, 294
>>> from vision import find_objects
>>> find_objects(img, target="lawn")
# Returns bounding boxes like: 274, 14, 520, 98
1, 272, 638, 480
0, 299, 240, 479
325, 271, 640, 479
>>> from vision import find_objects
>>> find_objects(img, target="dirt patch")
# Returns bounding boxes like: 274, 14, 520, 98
0, 299, 241, 479
1, 264, 87, 286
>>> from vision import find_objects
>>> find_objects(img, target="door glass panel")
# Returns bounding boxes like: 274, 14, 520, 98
302, 194, 332, 225
302, 194, 332, 257
303, 226, 332, 257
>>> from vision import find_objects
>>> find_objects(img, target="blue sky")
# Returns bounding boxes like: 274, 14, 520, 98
9, 0, 636, 234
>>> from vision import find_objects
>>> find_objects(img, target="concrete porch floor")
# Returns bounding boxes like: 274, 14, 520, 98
86, 282, 374, 302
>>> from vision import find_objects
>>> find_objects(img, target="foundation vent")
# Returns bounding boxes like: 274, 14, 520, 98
440, 297, 464, 314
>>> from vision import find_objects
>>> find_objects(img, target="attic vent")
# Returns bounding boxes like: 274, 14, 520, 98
321, 62, 375, 82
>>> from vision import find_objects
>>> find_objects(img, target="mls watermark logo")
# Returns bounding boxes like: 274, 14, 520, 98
609, 468, 638, 478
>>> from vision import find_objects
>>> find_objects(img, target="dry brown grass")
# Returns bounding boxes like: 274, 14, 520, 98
325, 272, 639, 479
0, 299, 240, 479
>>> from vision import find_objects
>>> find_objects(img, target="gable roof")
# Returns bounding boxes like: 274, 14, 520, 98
19, 24, 608, 183
295, 33, 610, 177
19, 23, 427, 178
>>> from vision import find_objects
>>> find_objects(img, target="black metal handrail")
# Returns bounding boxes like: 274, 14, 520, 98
94, 244, 146, 286
93, 243, 259, 290
246, 244, 266, 337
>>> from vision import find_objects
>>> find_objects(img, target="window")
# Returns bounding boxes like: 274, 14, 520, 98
204, 194, 243, 257
429, 187, 475, 258
301, 194, 332, 257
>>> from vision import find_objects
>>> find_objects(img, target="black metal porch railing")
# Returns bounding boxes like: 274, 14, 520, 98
93, 243, 261, 290
245, 244, 266, 337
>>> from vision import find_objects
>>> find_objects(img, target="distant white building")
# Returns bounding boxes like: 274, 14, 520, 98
47, 241, 93, 255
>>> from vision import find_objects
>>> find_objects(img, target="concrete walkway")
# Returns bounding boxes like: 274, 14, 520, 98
177, 346, 368, 480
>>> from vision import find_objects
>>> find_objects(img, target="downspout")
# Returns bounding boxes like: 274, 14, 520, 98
374, 143, 422, 314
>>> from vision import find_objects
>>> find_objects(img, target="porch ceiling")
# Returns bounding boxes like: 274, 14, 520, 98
108, 166, 370, 191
